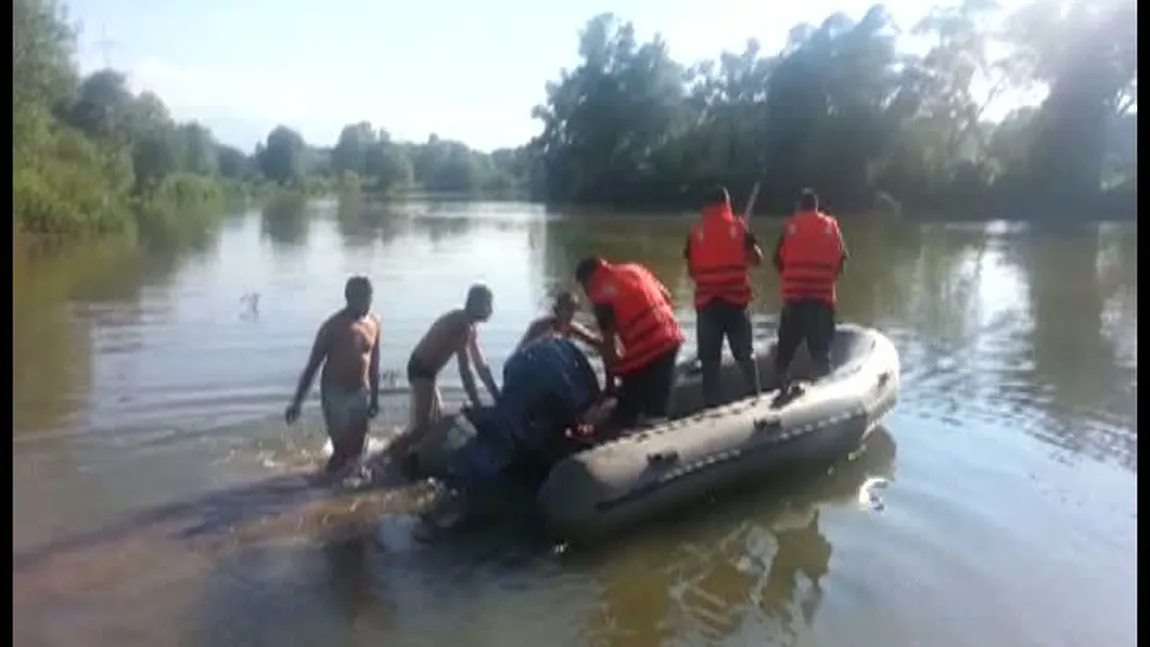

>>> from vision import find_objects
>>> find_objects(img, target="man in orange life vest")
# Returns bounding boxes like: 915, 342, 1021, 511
684, 186, 764, 406
574, 257, 685, 434
772, 188, 848, 387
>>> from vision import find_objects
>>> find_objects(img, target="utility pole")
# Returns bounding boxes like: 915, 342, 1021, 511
95, 25, 118, 69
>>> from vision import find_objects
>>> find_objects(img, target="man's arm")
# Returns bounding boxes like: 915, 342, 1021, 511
568, 320, 603, 347
682, 236, 695, 279
368, 319, 380, 408
593, 304, 619, 390
744, 228, 764, 267
467, 332, 501, 402
291, 321, 329, 406
772, 232, 785, 274
835, 223, 849, 276
457, 343, 482, 408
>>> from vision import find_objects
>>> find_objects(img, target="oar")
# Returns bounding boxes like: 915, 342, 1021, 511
742, 181, 761, 222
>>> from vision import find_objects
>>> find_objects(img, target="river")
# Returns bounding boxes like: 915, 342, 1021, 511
12, 197, 1137, 647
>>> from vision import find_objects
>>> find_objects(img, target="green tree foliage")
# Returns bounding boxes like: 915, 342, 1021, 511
257, 125, 307, 185
16, 0, 1136, 244
12, 0, 238, 239
529, 1, 1137, 217
11, 0, 529, 243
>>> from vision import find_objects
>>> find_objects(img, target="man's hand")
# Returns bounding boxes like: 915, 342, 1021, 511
284, 401, 302, 425
604, 376, 618, 397
564, 423, 597, 442
367, 401, 379, 419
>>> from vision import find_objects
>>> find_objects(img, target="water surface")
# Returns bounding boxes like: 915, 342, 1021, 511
12, 198, 1137, 647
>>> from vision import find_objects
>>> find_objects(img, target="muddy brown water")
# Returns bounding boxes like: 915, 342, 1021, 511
13, 198, 1137, 646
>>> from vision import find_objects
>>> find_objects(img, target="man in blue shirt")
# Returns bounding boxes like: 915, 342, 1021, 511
452, 335, 602, 485
421, 335, 606, 528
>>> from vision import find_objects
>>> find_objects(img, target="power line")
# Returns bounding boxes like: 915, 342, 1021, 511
95, 24, 119, 68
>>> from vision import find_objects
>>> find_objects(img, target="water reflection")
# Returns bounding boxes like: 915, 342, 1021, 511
10, 202, 1138, 647
581, 428, 895, 647
411, 213, 476, 245
1009, 227, 1137, 469
12, 235, 215, 435
260, 194, 312, 247
335, 194, 408, 246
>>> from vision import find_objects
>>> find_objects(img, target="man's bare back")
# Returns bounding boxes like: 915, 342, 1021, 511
393, 285, 499, 471
409, 309, 473, 377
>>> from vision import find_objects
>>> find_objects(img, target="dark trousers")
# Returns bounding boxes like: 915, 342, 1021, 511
775, 299, 836, 381
607, 345, 681, 433
696, 300, 761, 406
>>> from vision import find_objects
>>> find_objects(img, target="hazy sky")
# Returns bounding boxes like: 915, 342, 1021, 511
66, 0, 1030, 153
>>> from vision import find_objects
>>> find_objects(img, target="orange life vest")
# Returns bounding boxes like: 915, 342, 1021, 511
687, 203, 753, 309
585, 260, 685, 376
778, 210, 844, 305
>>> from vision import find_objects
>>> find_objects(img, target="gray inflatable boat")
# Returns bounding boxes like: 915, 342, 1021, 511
535, 323, 900, 540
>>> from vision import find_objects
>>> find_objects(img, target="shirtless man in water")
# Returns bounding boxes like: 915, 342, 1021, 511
388, 284, 500, 462
284, 276, 381, 477
513, 291, 602, 352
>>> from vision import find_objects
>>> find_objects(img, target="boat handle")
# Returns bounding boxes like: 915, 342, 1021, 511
753, 417, 782, 433
647, 450, 680, 467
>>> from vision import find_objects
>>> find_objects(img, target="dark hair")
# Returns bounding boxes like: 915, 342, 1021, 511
552, 291, 577, 312
703, 185, 731, 208
344, 275, 372, 300
465, 284, 493, 309
574, 257, 602, 285
797, 188, 819, 212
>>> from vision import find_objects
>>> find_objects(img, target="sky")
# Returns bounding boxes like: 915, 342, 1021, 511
66, 0, 1033, 153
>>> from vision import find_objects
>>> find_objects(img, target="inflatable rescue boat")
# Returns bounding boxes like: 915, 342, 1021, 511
536, 323, 899, 540
413, 324, 900, 540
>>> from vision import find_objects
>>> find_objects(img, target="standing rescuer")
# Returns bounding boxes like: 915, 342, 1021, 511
772, 188, 848, 388
575, 257, 685, 435
684, 185, 764, 406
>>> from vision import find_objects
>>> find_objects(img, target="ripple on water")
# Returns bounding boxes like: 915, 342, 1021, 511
12, 210, 1137, 647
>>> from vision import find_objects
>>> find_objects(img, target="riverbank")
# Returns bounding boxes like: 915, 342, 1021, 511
12, 176, 347, 256
529, 185, 1137, 222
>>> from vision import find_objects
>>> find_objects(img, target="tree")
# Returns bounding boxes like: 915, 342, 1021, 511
258, 125, 307, 185
216, 145, 251, 180
363, 141, 414, 192
525, 2, 1137, 217
332, 121, 377, 176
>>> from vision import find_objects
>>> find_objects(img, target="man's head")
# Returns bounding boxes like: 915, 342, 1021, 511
574, 257, 603, 291
797, 188, 819, 212
703, 185, 731, 210
551, 291, 579, 324
465, 284, 494, 322
344, 275, 373, 317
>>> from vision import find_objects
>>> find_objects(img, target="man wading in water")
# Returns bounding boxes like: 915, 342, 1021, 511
284, 276, 381, 479
388, 284, 501, 466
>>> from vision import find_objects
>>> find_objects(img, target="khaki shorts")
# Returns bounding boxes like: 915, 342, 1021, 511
321, 386, 370, 441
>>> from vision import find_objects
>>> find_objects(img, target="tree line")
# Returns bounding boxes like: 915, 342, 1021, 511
527, 1, 1136, 217
13, 0, 1137, 245
13, 0, 527, 242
